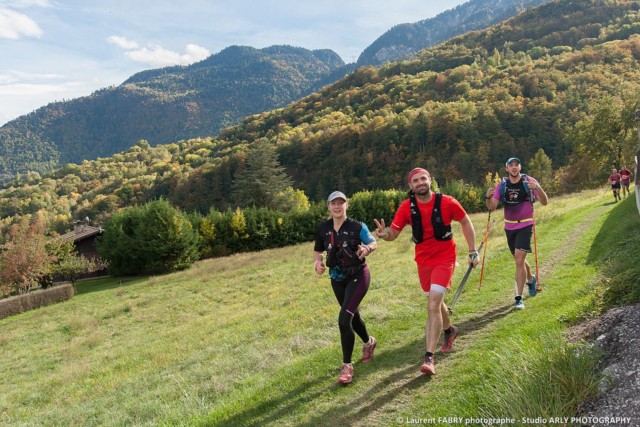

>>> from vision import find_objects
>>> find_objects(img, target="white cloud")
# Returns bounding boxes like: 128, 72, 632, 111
107, 35, 139, 50
0, 7, 43, 39
1, 0, 53, 7
0, 70, 62, 84
0, 81, 80, 96
123, 43, 210, 67
108, 34, 210, 67
0, 81, 86, 124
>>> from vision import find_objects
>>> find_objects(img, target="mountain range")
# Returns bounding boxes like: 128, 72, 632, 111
0, 0, 553, 182
356, 0, 550, 66
1, 0, 638, 225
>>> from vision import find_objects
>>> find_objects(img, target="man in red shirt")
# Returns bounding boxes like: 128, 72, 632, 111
619, 165, 633, 198
374, 168, 478, 376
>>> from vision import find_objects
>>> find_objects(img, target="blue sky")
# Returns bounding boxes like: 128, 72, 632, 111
0, 0, 468, 125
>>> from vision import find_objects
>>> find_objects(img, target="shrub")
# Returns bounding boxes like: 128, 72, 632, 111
97, 199, 199, 275
440, 180, 485, 213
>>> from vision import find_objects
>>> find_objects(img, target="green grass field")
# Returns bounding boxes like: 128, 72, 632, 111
0, 188, 637, 426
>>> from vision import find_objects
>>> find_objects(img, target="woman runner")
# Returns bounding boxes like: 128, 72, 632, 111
313, 191, 378, 385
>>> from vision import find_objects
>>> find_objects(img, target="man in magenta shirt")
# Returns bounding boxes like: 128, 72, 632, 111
485, 158, 549, 309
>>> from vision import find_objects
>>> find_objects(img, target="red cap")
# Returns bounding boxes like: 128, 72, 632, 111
408, 168, 429, 182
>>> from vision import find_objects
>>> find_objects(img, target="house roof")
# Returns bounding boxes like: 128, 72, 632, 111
56, 225, 103, 243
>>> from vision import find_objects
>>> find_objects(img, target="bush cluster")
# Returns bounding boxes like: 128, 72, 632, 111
96, 199, 199, 276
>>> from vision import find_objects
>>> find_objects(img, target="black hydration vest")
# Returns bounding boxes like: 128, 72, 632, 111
409, 191, 453, 243
499, 174, 534, 205
316, 218, 365, 278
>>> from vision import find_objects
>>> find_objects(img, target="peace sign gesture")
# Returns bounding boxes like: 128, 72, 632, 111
373, 218, 387, 238
374, 218, 400, 242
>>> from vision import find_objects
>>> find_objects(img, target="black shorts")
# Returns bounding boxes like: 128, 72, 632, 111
612, 182, 621, 189
505, 225, 533, 254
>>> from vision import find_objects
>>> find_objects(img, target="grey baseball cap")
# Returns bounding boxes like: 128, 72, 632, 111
327, 191, 347, 202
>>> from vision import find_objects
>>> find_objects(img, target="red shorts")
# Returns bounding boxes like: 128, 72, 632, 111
417, 263, 455, 293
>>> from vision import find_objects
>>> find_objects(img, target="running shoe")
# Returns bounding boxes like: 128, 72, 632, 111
440, 325, 458, 353
514, 298, 525, 310
420, 354, 436, 375
527, 275, 537, 297
362, 336, 377, 363
338, 363, 353, 385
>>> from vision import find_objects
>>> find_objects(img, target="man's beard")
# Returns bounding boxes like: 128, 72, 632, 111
415, 185, 431, 195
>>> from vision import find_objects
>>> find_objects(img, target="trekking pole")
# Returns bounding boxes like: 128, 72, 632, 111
532, 217, 542, 292
528, 177, 543, 292
478, 211, 492, 290
447, 222, 491, 315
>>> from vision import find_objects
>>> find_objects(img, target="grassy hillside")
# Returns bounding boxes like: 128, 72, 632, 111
1, 188, 637, 425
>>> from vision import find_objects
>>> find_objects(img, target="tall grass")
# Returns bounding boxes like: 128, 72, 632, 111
587, 196, 640, 308
479, 335, 602, 420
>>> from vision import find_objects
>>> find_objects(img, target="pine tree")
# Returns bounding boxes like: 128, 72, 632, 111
528, 148, 554, 193
231, 142, 293, 210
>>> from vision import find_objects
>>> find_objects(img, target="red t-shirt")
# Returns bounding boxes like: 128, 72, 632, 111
620, 168, 632, 182
390, 194, 466, 267
609, 173, 621, 184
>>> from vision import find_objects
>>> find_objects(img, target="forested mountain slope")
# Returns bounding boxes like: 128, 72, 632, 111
0, 45, 344, 181
1, 0, 639, 231
0, 0, 565, 183
357, 0, 551, 66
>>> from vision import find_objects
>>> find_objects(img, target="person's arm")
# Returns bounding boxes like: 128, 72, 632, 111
313, 250, 326, 275
373, 218, 401, 241
357, 224, 378, 259
528, 179, 549, 206
459, 215, 479, 267
485, 187, 500, 211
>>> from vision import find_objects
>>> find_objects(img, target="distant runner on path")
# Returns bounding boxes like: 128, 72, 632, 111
619, 165, 632, 199
485, 157, 548, 310
313, 191, 378, 385
609, 168, 622, 202
373, 168, 478, 376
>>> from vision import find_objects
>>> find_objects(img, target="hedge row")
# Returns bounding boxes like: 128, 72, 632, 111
0, 283, 74, 320
188, 189, 409, 258
95, 185, 487, 275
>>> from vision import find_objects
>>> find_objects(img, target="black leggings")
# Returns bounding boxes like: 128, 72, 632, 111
331, 266, 371, 364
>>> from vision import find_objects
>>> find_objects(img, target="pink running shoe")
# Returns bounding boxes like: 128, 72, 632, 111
362, 336, 377, 363
420, 354, 436, 376
440, 325, 458, 353
338, 363, 353, 385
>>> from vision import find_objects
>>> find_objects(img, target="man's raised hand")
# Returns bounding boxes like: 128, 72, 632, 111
373, 219, 388, 239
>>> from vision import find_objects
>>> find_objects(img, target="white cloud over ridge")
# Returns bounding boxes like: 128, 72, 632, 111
109, 35, 211, 67
107, 35, 139, 50
0, 7, 43, 39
